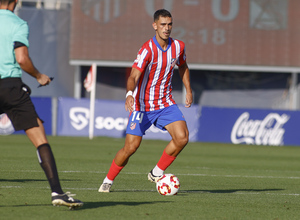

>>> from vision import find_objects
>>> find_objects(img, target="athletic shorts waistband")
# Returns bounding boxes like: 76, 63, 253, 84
0, 77, 22, 86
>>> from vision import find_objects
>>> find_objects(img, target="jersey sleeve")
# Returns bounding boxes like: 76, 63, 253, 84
13, 22, 29, 47
132, 46, 151, 72
176, 41, 186, 66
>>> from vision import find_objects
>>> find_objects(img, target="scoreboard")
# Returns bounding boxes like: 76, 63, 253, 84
70, 0, 300, 68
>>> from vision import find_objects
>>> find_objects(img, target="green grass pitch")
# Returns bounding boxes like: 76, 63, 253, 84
1, 135, 300, 219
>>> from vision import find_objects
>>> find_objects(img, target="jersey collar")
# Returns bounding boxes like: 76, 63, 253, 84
152, 36, 171, 52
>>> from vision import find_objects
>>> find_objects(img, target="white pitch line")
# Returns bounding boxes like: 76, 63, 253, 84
0, 186, 21, 188
3, 170, 300, 180
179, 173, 300, 179
62, 171, 300, 180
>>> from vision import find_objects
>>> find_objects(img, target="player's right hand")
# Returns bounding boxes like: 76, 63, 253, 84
125, 96, 134, 112
185, 92, 193, 108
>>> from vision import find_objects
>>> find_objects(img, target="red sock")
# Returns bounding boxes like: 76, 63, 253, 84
157, 150, 176, 171
107, 159, 124, 181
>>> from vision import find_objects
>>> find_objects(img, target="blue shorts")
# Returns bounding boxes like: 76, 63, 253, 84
126, 104, 185, 136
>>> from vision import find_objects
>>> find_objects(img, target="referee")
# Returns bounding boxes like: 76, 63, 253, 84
0, 0, 83, 208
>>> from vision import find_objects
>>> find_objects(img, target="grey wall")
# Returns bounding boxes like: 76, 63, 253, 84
19, 7, 74, 97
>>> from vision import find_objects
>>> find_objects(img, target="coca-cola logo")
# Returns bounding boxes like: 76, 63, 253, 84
231, 112, 290, 146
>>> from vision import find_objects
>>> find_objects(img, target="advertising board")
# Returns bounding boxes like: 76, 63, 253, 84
198, 106, 299, 146
57, 97, 199, 141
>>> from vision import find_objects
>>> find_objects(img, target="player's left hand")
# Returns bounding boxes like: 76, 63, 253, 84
185, 92, 193, 108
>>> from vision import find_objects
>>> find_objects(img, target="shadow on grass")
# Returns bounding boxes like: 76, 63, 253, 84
81, 201, 170, 210
180, 188, 284, 194
0, 179, 47, 183
0, 201, 170, 210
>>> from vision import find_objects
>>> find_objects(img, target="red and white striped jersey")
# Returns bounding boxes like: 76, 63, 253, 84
132, 36, 186, 112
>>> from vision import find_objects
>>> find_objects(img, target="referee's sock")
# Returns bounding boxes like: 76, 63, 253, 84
37, 144, 63, 194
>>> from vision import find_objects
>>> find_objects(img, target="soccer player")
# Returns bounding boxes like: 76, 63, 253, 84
0, 0, 83, 208
99, 9, 193, 192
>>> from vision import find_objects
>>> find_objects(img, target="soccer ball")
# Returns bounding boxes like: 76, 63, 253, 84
156, 174, 180, 196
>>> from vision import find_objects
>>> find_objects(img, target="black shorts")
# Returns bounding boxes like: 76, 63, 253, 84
0, 78, 40, 131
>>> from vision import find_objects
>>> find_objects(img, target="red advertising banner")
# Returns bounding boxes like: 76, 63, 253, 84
70, 0, 300, 67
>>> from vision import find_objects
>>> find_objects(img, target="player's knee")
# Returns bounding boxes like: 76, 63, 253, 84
123, 144, 139, 156
181, 135, 189, 147
175, 131, 189, 148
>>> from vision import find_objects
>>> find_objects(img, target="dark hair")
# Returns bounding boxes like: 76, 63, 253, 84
153, 9, 172, 21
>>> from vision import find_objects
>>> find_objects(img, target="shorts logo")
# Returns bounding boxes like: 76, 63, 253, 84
130, 122, 136, 130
